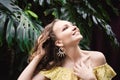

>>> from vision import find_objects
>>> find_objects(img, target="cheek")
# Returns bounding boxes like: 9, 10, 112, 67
62, 31, 72, 38
55, 31, 72, 45
57, 30, 71, 39
61, 32, 72, 44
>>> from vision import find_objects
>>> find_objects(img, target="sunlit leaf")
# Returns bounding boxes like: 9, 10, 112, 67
39, 0, 45, 6
25, 10, 38, 19
16, 13, 41, 52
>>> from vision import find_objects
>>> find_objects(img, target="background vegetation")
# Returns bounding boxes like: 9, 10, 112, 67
0, 0, 119, 80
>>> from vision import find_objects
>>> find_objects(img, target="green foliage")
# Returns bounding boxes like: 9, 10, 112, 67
0, 0, 119, 53
0, 0, 119, 80
0, 11, 6, 46
37, 0, 119, 48
0, 0, 43, 52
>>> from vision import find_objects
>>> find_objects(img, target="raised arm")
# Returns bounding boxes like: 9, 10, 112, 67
18, 35, 48, 80
17, 53, 45, 80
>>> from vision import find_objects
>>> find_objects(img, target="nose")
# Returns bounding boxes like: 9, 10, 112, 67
72, 26, 77, 31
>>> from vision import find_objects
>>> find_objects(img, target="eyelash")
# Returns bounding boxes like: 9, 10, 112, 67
62, 26, 68, 31
62, 23, 75, 31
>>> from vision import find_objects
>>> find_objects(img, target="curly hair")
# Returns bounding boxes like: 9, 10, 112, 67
28, 19, 66, 74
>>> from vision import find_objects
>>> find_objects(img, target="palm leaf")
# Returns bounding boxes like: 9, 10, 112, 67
0, 0, 43, 52
39, 0, 119, 48
0, 11, 7, 46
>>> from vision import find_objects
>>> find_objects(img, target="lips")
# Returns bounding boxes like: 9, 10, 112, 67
72, 30, 79, 35
72, 31, 76, 35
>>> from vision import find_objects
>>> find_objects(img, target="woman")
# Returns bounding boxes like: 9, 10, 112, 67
18, 19, 116, 80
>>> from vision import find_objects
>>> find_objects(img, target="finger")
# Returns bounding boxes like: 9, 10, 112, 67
73, 72, 79, 77
74, 64, 80, 72
80, 61, 86, 68
42, 37, 50, 45
77, 60, 81, 66
88, 62, 92, 70
75, 63, 81, 69
38, 35, 47, 43
37, 35, 43, 43
38, 44, 43, 50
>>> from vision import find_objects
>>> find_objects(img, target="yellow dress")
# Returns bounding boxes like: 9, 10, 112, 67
40, 63, 116, 80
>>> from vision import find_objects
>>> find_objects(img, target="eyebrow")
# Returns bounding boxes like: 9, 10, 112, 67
68, 22, 73, 25
63, 22, 73, 26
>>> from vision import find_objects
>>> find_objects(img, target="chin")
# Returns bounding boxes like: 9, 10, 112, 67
80, 35, 83, 40
77, 35, 83, 41
74, 36, 83, 43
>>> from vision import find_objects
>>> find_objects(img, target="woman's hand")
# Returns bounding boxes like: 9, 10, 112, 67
73, 61, 96, 80
18, 35, 48, 80
34, 46, 45, 61
35, 34, 49, 60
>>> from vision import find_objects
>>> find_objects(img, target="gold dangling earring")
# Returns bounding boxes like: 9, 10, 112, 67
57, 48, 65, 57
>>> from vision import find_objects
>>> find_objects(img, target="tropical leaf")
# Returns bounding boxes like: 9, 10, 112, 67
0, 0, 43, 52
0, 11, 7, 46
6, 18, 15, 47
37, 0, 119, 48
0, 0, 119, 80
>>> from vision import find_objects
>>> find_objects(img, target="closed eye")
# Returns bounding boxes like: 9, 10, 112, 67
62, 25, 68, 31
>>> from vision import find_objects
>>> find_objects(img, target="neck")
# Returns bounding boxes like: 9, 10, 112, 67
64, 45, 83, 62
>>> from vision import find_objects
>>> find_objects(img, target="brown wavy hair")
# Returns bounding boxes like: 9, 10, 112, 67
28, 19, 66, 73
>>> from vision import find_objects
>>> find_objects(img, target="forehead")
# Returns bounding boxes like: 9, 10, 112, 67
53, 20, 70, 31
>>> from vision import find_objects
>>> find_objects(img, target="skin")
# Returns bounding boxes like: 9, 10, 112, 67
18, 20, 106, 80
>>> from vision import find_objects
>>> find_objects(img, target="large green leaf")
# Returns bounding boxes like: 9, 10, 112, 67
0, 11, 7, 46
37, 0, 119, 49
0, 1, 119, 80
0, 0, 43, 52
16, 13, 41, 52
0, 0, 21, 13
6, 18, 15, 47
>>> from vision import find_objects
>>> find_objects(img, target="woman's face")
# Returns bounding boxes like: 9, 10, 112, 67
53, 20, 83, 47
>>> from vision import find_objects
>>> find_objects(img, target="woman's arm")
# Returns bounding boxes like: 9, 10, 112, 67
17, 55, 45, 80
18, 34, 49, 80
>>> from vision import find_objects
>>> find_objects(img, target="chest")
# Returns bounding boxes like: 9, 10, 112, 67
62, 56, 95, 69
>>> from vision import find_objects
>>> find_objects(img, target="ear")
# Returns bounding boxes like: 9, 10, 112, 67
55, 40, 63, 47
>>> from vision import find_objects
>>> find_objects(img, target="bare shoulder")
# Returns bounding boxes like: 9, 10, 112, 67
90, 51, 106, 66
83, 50, 106, 67
32, 72, 48, 80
